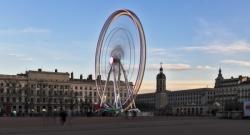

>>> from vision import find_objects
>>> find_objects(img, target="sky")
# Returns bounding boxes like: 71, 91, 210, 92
0, 0, 250, 93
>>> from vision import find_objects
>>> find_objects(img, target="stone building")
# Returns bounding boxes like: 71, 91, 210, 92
0, 69, 128, 116
214, 68, 250, 112
136, 66, 250, 116
169, 88, 215, 115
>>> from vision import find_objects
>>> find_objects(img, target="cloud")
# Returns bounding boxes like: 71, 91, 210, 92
181, 40, 250, 54
7, 53, 24, 58
147, 63, 215, 71
182, 19, 250, 54
222, 59, 250, 67
195, 18, 234, 40
196, 65, 216, 70
20, 58, 34, 61
147, 47, 183, 63
7, 53, 34, 61
147, 63, 191, 71
149, 48, 168, 56
0, 27, 51, 35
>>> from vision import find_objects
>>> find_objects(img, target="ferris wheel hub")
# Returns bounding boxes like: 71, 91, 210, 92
109, 57, 120, 64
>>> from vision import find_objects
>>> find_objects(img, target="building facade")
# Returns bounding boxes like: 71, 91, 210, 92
214, 69, 250, 112
0, 69, 128, 116
136, 66, 250, 116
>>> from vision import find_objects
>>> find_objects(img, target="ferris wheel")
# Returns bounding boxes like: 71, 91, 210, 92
95, 9, 146, 112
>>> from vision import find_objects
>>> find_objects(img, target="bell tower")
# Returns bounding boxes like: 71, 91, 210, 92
215, 68, 224, 88
155, 63, 168, 110
156, 63, 166, 92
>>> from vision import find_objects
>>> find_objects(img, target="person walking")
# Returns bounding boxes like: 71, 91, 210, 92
60, 110, 67, 126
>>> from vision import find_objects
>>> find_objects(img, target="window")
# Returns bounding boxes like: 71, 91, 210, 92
80, 87, 82, 90
12, 97, 16, 103
75, 86, 78, 90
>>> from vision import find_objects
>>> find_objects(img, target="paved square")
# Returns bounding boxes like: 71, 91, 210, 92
0, 117, 249, 135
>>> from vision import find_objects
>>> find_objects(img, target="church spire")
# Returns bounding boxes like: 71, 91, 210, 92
160, 62, 163, 73
218, 67, 223, 78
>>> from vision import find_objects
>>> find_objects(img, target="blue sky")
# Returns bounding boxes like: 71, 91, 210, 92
0, 0, 250, 93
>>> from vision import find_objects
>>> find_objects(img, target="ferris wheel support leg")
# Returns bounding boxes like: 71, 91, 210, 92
132, 100, 136, 108
118, 63, 123, 111
112, 63, 121, 110
120, 63, 134, 101
100, 66, 112, 107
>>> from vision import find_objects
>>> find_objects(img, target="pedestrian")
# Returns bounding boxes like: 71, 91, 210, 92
60, 110, 67, 126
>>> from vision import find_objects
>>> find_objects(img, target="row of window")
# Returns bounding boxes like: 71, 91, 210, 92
0, 89, 99, 97
0, 97, 99, 104
0, 82, 23, 88
31, 84, 69, 89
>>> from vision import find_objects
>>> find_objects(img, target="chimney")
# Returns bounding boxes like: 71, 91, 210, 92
80, 74, 83, 80
55, 69, 58, 73
71, 72, 74, 79
87, 74, 93, 80
38, 68, 42, 72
